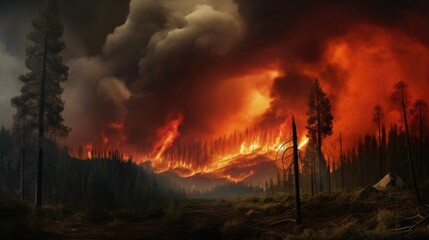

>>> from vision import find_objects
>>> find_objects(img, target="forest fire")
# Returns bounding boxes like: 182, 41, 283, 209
101, 122, 124, 145
68, 24, 429, 180
66, 21, 429, 184
151, 113, 184, 160
5, 1, 429, 238
62, 3, 429, 186
85, 144, 92, 159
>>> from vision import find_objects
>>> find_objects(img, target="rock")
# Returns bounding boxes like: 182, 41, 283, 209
373, 173, 404, 191
358, 186, 379, 200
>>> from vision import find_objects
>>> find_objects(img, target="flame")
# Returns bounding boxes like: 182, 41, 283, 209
68, 115, 309, 184
67, 66, 311, 182
141, 118, 310, 182
298, 136, 309, 150
152, 113, 184, 160
85, 143, 93, 159
101, 122, 124, 145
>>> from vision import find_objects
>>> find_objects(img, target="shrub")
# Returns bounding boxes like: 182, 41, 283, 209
376, 209, 397, 231
331, 221, 367, 240
222, 220, 262, 240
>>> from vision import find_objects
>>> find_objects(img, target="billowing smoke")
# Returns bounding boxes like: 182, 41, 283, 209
63, 0, 246, 152
0, 41, 24, 127
58, 0, 429, 156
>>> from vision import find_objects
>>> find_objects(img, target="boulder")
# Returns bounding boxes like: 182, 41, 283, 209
373, 173, 404, 191
358, 186, 379, 200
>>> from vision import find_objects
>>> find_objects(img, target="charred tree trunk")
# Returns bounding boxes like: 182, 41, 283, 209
340, 133, 345, 189
316, 85, 323, 192
292, 117, 302, 225
21, 119, 26, 201
378, 115, 382, 180
36, 10, 49, 208
310, 141, 314, 196
401, 90, 421, 205
419, 105, 423, 178
327, 160, 331, 195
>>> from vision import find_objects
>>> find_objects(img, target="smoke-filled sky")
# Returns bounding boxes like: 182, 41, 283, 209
1, 0, 429, 156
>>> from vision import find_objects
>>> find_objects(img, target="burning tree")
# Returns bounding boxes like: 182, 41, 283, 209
306, 79, 333, 193
11, 0, 69, 207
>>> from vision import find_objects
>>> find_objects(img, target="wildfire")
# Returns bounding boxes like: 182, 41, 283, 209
145, 123, 310, 181
66, 63, 313, 183
298, 136, 309, 150
67, 114, 311, 184
101, 122, 124, 145
85, 143, 93, 159
152, 113, 184, 160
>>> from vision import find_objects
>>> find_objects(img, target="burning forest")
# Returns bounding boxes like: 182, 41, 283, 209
2, 0, 429, 239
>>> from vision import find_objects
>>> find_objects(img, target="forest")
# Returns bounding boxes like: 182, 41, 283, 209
2, 0, 429, 239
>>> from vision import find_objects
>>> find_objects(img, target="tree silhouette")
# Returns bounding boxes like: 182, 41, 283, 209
306, 79, 333, 192
11, 0, 69, 207
391, 81, 421, 204
411, 99, 427, 177
372, 105, 383, 179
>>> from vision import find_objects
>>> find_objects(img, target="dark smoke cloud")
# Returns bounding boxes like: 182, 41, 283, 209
2, 0, 429, 153
63, 0, 429, 151
63, 0, 244, 150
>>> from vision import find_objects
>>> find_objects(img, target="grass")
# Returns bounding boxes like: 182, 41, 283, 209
3, 188, 429, 239
0, 200, 41, 239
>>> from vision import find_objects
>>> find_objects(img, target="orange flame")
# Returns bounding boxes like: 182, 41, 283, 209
151, 113, 184, 160
85, 143, 93, 159
101, 122, 124, 145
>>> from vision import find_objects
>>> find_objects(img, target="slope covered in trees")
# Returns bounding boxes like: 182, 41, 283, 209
0, 131, 185, 209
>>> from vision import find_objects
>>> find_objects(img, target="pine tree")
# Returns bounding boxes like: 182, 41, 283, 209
372, 105, 383, 179
411, 99, 427, 178
391, 81, 421, 204
11, 0, 69, 207
306, 79, 333, 192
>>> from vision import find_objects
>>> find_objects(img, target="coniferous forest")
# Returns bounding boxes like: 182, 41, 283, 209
2, 0, 429, 239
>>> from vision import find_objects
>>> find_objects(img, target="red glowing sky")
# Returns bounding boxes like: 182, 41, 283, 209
1, 0, 429, 175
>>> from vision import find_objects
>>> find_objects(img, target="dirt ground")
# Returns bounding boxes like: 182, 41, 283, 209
36, 190, 429, 240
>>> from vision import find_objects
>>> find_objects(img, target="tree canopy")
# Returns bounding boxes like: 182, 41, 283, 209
11, 0, 69, 137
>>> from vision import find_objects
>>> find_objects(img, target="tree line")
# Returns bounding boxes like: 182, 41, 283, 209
1, 0, 186, 210
270, 79, 427, 205
0, 129, 186, 209
187, 182, 264, 199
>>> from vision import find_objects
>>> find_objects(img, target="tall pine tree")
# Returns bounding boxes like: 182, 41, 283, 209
391, 81, 421, 205
306, 79, 333, 192
372, 104, 383, 179
11, 0, 69, 207
410, 99, 427, 178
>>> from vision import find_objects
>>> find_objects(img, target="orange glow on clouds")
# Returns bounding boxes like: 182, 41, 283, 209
68, 24, 429, 182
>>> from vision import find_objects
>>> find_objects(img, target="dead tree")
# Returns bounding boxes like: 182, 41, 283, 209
292, 117, 302, 225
